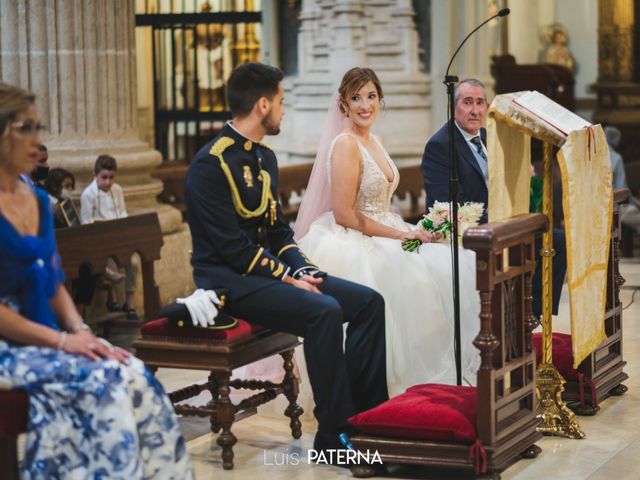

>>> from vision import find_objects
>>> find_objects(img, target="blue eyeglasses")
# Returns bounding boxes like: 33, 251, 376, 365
11, 121, 47, 136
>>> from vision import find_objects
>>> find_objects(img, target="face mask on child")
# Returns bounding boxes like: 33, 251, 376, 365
60, 189, 72, 200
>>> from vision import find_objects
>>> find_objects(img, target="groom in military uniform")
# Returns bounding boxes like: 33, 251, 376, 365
186, 62, 388, 454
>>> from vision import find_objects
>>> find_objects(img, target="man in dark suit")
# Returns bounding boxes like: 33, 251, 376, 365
186, 63, 388, 454
421, 78, 566, 318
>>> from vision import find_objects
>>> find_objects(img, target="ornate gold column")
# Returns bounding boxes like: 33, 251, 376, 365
0, 0, 181, 233
592, 0, 640, 162
535, 142, 585, 439
598, 0, 634, 82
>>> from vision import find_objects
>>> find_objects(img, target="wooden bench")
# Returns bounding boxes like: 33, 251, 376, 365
0, 213, 164, 478
56, 213, 164, 326
351, 214, 545, 478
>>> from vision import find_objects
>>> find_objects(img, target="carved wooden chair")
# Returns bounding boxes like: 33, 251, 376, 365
349, 214, 546, 479
133, 313, 303, 470
532, 188, 630, 414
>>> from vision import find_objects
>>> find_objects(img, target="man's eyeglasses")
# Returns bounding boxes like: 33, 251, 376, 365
11, 121, 47, 137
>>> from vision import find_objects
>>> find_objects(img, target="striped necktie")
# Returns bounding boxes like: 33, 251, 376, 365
470, 136, 487, 161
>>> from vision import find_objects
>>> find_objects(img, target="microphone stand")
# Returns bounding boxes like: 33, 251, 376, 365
443, 8, 510, 386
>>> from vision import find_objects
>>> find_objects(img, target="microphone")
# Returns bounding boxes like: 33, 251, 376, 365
442, 6, 510, 386
445, 7, 510, 78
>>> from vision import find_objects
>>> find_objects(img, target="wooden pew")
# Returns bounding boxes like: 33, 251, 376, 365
393, 163, 425, 223
491, 54, 575, 111
56, 212, 164, 322
278, 162, 313, 224
351, 214, 545, 478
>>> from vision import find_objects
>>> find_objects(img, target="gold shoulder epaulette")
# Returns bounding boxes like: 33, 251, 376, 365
212, 135, 277, 223
209, 136, 235, 158
259, 142, 273, 152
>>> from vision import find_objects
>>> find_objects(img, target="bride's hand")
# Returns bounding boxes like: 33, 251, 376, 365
403, 229, 435, 243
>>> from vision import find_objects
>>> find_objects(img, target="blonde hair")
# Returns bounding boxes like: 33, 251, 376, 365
0, 82, 36, 159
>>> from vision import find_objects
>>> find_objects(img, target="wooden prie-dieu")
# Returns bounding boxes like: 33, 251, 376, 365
351, 214, 546, 479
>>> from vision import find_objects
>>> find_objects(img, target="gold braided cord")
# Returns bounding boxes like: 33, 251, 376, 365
277, 244, 298, 257
210, 137, 275, 220
245, 247, 264, 275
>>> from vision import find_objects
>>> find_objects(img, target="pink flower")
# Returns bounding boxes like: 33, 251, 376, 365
432, 216, 444, 227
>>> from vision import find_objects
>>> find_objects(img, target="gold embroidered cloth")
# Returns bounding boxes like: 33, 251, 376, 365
486, 93, 612, 367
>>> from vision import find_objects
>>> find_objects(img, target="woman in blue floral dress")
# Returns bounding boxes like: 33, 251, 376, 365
0, 82, 193, 479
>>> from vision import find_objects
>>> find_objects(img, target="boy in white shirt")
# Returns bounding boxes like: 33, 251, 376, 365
81, 155, 138, 320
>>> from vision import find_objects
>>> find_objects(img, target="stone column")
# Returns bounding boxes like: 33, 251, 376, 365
0, 0, 181, 233
270, 0, 431, 165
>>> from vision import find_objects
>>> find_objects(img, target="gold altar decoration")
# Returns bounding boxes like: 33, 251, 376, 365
486, 92, 612, 438
232, 0, 261, 64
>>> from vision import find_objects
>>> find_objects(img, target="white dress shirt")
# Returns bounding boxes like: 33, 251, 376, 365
80, 179, 128, 224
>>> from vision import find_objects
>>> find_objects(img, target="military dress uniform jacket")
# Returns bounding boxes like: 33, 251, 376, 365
186, 123, 316, 301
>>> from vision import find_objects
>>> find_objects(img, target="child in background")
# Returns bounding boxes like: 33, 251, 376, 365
44, 168, 77, 228
81, 155, 139, 320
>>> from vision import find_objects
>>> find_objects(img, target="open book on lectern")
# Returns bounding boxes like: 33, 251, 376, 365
511, 90, 591, 136
487, 90, 611, 369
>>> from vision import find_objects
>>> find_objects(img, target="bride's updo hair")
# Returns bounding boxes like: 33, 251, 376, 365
338, 67, 384, 115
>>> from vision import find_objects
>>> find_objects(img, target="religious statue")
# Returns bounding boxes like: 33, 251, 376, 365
541, 23, 577, 74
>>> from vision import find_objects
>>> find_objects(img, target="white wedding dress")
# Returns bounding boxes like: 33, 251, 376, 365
297, 132, 481, 397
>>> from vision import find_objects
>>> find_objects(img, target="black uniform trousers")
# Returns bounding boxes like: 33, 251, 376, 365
224, 275, 389, 434
532, 227, 567, 317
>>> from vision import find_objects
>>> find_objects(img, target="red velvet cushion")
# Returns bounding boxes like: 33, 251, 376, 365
0, 390, 29, 437
532, 332, 578, 380
349, 384, 478, 442
141, 317, 262, 341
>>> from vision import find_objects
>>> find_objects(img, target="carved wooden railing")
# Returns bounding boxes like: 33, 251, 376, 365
464, 213, 546, 453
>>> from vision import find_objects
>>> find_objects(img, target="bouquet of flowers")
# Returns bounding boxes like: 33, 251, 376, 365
402, 201, 485, 252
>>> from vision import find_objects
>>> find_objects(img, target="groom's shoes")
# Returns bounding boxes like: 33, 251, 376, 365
312, 431, 386, 477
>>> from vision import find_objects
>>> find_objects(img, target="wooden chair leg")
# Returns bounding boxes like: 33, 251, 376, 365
281, 349, 303, 439
0, 436, 20, 480
207, 372, 221, 433
215, 372, 237, 470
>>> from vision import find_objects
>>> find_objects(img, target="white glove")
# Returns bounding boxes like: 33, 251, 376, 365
176, 289, 221, 328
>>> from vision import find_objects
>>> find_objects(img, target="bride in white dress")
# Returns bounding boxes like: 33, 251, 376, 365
294, 68, 480, 397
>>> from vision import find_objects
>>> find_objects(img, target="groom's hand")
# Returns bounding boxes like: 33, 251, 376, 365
283, 274, 323, 294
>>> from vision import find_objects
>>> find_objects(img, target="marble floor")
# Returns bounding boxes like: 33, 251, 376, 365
157, 259, 640, 480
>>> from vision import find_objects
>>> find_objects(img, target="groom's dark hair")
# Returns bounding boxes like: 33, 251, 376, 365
227, 63, 283, 118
